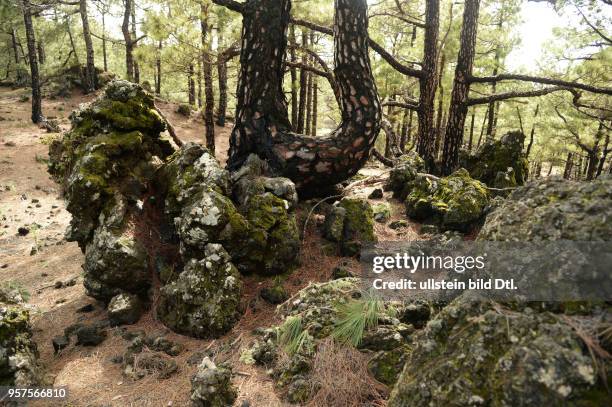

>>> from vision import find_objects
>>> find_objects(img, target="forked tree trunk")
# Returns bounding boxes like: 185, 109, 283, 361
228, 0, 381, 194
80, 0, 96, 92
441, 0, 480, 175
416, 0, 440, 169
22, 0, 42, 123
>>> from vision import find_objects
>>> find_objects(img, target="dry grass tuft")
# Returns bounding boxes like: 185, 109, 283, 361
307, 338, 387, 407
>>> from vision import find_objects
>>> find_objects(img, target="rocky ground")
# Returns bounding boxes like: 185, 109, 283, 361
0, 86, 422, 406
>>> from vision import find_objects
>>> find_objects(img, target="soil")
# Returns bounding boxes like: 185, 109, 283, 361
0, 86, 422, 406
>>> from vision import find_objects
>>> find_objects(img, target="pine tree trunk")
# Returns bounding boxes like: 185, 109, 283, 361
416, 0, 440, 169
80, 0, 96, 92
197, 60, 202, 108
22, 0, 42, 123
563, 152, 573, 179
296, 29, 308, 134
131, 1, 140, 83
468, 108, 475, 152
36, 42, 45, 65
305, 66, 312, 136
122, 0, 134, 81
216, 55, 228, 126
102, 12, 108, 72
525, 104, 539, 157
188, 64, 195, 105
289, 25, 298, 128
228, 0, 381, 194
441, 0, 480, 175
311, 78, 318, 137
11, 29, 20, 64
156, 40, 162, 94
201, 2, 215, 153
400, 109, 408, 152
67, 21, 80, 65
596, 132, 610, 178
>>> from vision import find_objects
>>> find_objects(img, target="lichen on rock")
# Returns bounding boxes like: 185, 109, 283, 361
384, 151, 426, 199
0, 288, 42, 387
405, 168, 490, 232
156, 244, 241, 338
461, 131, 529, 188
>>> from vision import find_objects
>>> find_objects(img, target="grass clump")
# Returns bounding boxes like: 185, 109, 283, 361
278, 315, 310, 355
332, 291, 383, 347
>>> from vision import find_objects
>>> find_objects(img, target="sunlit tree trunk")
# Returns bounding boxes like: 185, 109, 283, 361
22, 0, 42, 123
227, 0, 381, 194
80, 0, 96, 92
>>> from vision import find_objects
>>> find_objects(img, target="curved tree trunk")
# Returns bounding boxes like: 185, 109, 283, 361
22, 0, 42, 123
228, 0, 381, 194
80, 0, 96, 92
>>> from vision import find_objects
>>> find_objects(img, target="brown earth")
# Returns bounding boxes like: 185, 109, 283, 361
0, 86, 421, 406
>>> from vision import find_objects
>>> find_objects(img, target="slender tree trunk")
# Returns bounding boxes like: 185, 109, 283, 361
296, 29, 308, 133
197, 60, 203, 108
122, 0, 134, 81
102, 11, 108, 71
67, 21, 80, 65
188, 64, 195, 105
547, 159, 554, 177
80, 0, 96, 92
155, 40, 162, 94
586, 122, 604, 181
131, 0, 140, 83
485, 68, 498, 140
441, 0, 480, 175
228, 0, 381, 194
468, 108, 475, 152
201, 2, 215, 153
563, 152, 573, 179
433, 52, 446, 160
11, 29, 20, 64
216, 54, 228, 126
596, 132, 610, 178
400, 109, 408, 152
22, 0, 42, 123
416, 0, 440, 169
312, 77, 318, 137
289, 24, 298, 128
525, 104, 539, 157
305, 64, 313, 136
36, 42, 45, 65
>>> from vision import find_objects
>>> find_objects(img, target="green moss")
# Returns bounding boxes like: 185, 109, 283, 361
95, 99, 165, 133
339, 198, 377, 256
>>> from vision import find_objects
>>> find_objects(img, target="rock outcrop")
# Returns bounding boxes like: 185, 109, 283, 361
384, 151, 426, 199
323, 198, 377, 256
405, 168, 490, 232
0, 287, 42, 387
49, 80, 301, 339
191, 357, 237, 407
461, 131, 529, 189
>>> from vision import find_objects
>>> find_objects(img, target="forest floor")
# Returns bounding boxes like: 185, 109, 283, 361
0, 86, 421, 406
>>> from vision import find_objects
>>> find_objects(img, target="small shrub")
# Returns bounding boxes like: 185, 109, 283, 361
177, 104, 191, 116
332, 291, 382, 346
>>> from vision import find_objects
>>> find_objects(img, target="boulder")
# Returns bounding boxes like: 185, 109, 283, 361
388, 294, 606, 406
479, 176, 612, 241
107, 293, 144, 326
0, 291, 42, 386
384, 151, 426, 199
323, 198, 377, 256
405, 169, 490, 232
461, 131, 529, 188
260, 280, 288, 305
372, 202, 391, 223
75, 324, 107, 346
156, 244, 241, 338
191, 357, 237, 407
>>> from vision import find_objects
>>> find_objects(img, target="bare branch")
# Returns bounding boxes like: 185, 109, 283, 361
469, 73, 612, 95
575, 6, 612, 45
211, 0, 243, 13
467, 86, 570, 105
381, 100, 419, 110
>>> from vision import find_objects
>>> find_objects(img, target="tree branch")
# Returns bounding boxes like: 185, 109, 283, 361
466, 86, 570, 105
468, 73, 612, 95
291, 17, 423, 79
575, 6, 612, 45
211, 0, 243, 13
381, 100, 419, 110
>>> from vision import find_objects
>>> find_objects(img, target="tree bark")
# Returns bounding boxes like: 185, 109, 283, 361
122, 0, 134, 81
416, 0, 440, 169
11, 29, 20, 64
468, 108, 475, 152
305, 60, 313, 136
188, 64, 195, 105
201, 2, 215, 153
80, 0, 96, 92
441, 0, 480, 175
22, 0, 43, 123
36, 41, 45, 65
289, 24, 298, 128
67, 20, 80, 65
156, 40, 162, 94
296, 29, 308, 133
131, 0, 140, 83
596, 132, 610, 178
311, 77, 318, 137
563, 152, 573, 180
227, 0, 381, 194
525, 104, 539, 157
101, 11, 108, 71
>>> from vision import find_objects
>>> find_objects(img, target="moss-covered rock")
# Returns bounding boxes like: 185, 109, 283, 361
384, 151, 426, 199
478, 176, 612, 241
405, 169, 490, 232
388, 294, 606, 406
368, 346, 409, 386
372, 202, 391, 223
191, 357, 237, 407
156, 244, 241, 338
0, 290, 42, 387
323, 198, 377, 256
461, 131, 529, 188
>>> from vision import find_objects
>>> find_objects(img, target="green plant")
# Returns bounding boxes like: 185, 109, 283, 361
278, 315, 310, 355
332, 291, 382, 346
1, 280, 31, 302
